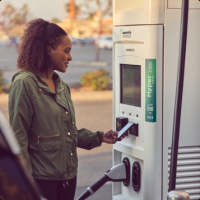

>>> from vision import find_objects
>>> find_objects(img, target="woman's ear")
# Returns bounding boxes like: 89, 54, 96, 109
46, 46, 52, 57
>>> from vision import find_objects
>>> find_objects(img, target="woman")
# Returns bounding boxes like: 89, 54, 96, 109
8, 18, 120, 200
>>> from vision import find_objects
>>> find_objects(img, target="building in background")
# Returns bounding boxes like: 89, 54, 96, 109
57, 16, 112, 39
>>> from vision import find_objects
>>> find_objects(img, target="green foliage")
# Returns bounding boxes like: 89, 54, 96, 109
0, 70, 5, 93
0, 3, 30, 34
65, 3, 81, 17
50, 18, 61, 23
81, 70, 111, 91
87, 13, 95, 19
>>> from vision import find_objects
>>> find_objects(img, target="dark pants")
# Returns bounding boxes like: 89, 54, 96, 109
35, 176, 77, 200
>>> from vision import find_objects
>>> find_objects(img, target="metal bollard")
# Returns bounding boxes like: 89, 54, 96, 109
167, 190, 190, 200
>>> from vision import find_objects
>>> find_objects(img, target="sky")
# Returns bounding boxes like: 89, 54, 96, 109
1, 0, 82, 21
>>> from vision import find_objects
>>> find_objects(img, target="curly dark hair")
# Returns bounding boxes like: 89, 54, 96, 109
17, 18, 67, 72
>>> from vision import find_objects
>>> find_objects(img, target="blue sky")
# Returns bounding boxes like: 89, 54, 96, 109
2, 0, 79, 21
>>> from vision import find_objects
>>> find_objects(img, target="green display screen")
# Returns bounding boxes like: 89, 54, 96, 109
120, 64, 141, 107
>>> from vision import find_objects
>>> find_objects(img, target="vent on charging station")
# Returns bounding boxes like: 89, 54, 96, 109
168, 146, 200, 200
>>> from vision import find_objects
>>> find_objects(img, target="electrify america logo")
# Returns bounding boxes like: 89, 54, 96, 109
120, 29, 132, 38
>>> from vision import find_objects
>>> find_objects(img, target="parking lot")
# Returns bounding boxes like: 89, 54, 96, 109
0, 44, 113, 86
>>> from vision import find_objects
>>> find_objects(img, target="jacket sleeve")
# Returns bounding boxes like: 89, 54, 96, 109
9, 78, 34, 174
77, 128, 104, 150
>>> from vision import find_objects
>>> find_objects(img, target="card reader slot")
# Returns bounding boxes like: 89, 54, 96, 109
116, 122, 138, 141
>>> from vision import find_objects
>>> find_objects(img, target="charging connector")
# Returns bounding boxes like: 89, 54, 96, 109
77, 162, 129, 200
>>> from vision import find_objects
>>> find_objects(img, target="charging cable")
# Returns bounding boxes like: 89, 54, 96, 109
77, 163, 127, 200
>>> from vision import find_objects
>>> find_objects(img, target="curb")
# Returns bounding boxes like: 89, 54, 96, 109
0, 91, 113, 103
70, 61, 107, 67
71, 90, 113, 101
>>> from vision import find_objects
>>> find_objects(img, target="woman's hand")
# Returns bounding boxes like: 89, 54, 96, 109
101, 130, 125, 144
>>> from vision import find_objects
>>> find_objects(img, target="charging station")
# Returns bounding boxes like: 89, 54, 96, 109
112, 0, 200, 199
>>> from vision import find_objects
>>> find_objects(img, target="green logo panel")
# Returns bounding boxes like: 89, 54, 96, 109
145, 59, 156, 122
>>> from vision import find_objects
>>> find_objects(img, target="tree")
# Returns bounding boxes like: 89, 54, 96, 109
65, 0, 81, 19
20, 4, 29, 24
82, 0, 112, 19
12, 4, 30, 25
79, 0, 112, 61
0, 3, 31, 35
87, 13, 95, 20
0, 4, 16, 34
50, 18, 61, 23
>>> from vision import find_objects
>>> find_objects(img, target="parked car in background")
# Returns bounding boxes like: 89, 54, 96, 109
79, 37, 94, 45
8, 37, 20, 48
69, 37, 95, 45
0, 40, 10, 47
70, 37, 79, 44
97, 35, 112, 49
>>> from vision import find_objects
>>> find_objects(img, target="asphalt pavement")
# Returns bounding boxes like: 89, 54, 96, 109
70, 100, 114, 200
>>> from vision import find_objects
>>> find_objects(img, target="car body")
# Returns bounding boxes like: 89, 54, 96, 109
70, 37, 79, 44
97, 36, 112, 49
79, 37, 94, 45
8, 37, 20, 47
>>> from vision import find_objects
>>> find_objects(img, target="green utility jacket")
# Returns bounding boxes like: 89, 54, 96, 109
9, 70, 103, 180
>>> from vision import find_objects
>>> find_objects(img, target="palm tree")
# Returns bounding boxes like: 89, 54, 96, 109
81, 0, 112, 61
65, 0, 81, 19
0, 4, 15, 34
0, 3, 30, 35
21, 4, 29, 24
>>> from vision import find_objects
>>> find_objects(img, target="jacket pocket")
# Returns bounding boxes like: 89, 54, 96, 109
29, 134, 62, 149
28, 135, 64, 177
29, 134, 62, 151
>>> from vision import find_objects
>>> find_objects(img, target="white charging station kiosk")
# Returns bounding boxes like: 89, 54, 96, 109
112, 1, 200, 199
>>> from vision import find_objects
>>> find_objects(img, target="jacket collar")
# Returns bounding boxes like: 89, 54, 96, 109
53, 72, 64, 94
12, 70, 64, 94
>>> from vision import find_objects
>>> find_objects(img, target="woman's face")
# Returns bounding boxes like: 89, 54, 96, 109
48, 35, 72, 73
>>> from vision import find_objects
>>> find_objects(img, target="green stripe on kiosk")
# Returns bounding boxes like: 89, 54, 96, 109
145, 59, 156, 122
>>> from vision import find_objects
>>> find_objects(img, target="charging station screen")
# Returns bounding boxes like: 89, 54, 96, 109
120, 64, 141, 107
